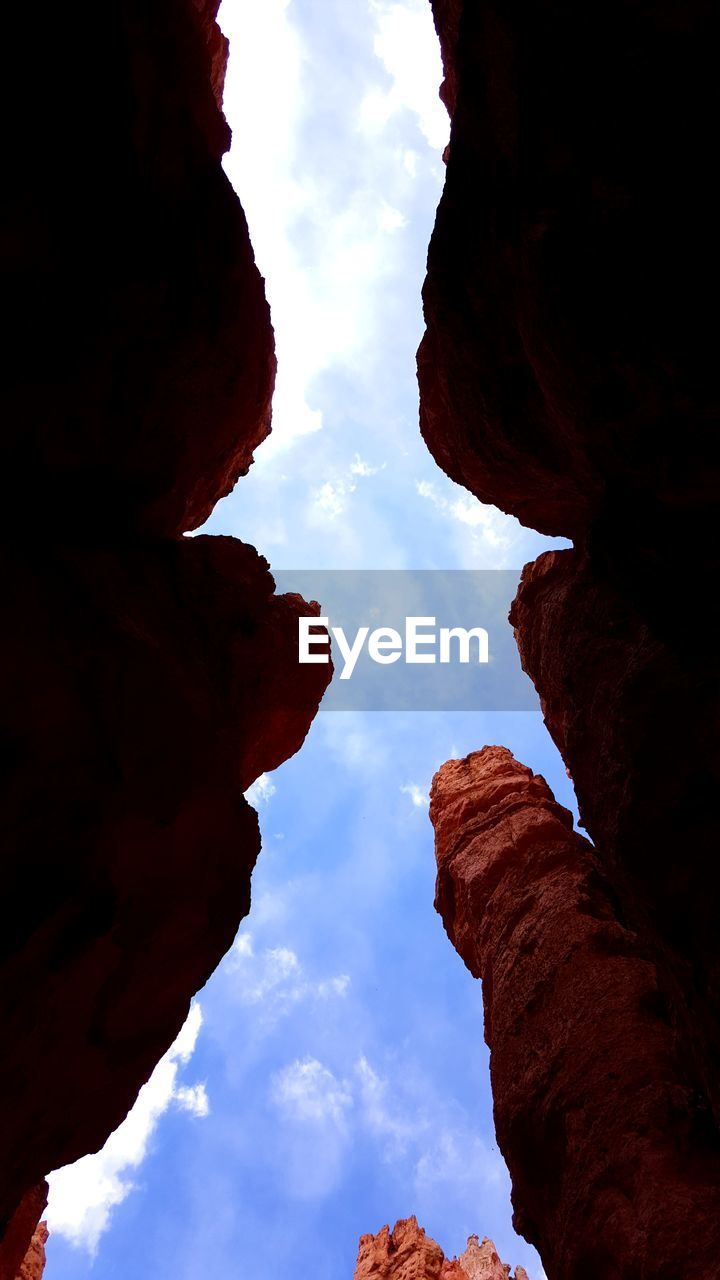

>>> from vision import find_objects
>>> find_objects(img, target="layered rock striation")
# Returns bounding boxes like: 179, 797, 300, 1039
0, 0, 330, 1267
354, 1217, 527, 1280
420, 1, 720, 1273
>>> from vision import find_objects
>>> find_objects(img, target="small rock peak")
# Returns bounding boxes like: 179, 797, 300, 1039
458, 1233, 511, 1280
354, 1219, 522, 1280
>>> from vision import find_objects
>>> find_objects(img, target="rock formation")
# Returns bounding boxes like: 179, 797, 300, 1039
431, 749, 720, 1278
420, 0, 720, 1274
0, 0, 330, 1268
0, 1188, 47, 1280
354, 1217, 527, 1280
13, 1221, 47, 1280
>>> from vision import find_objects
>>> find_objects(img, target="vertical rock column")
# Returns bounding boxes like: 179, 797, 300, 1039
430, 747, 720, 1280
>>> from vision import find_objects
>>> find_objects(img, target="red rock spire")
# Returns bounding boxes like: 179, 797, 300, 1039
430, 746, 720, 1279
353, 1216, 526, 1280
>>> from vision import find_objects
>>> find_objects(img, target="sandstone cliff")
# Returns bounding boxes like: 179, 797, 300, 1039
419, 1, 720, 1273
0, 0, 330, 1268
354, 1217, 526, 1280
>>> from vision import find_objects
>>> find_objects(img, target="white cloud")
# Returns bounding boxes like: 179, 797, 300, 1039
354, 1057, 506, 1209
360, 0, 450, 150
269, 1058, 355, 1200
225, 933, 350, 1018
46, 1004, 208, 1254
311, 478, 356, 520
401, 782, 429, 809
379, 201, 407, 233
416, 479, 516, 555
350, 453, 383, 477
414, 1126, 504, 1195
174, 1083, 210, 1119
403, 147, 419, 177
271, 1058, 353, 1127
233, 931, 254, 959
260, 1043, 516, 1236
244, 772, 277, 807
308, 452, 383, 524
355, 1057, 416, 1156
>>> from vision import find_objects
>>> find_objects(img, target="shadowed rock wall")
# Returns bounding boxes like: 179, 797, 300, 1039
420, 0, 720, 1274
0, 0, 330, 1267
0, 1188, 47, 1280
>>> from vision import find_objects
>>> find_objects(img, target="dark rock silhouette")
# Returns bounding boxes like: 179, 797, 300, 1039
0, 0, 329, 1265
0, 1188, 47, 1280
421, 0, 720, 1274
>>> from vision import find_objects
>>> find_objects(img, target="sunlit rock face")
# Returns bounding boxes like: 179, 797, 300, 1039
354, 1217, 526, 1280
420, 1, 720, 1272
0, 0, 330, 1262
431, 749, 720, 1279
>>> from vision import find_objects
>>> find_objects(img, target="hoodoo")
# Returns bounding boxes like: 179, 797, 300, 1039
354, 1216, 528, 1280
430, 748, 720, 1278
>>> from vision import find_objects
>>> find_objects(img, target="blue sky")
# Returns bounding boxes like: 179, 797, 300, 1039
45, 3, 571, 1275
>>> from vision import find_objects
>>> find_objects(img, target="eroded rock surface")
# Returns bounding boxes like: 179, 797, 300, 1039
0, 0, 329, 1253
431, 749, 720, 1279
354, 1217, 525, 1280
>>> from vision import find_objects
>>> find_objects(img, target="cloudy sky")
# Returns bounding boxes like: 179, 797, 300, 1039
45, 2, 570, 1275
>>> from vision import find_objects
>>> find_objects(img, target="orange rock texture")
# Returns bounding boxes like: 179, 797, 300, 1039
431, 748, 720, 1278
13, 1221, 47, 1280
0, 0, 329, 1261
354, 1217, 526, 1280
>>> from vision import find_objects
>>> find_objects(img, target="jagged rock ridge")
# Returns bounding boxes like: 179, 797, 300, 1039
354, 1217, 527, 1280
